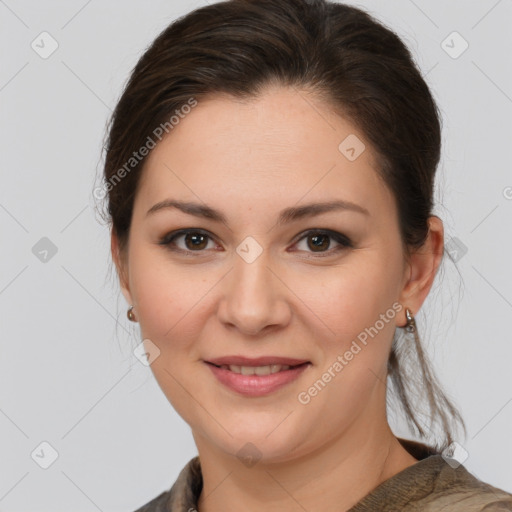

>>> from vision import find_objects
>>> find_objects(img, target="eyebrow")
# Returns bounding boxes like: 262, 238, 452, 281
146, 199, 369, 225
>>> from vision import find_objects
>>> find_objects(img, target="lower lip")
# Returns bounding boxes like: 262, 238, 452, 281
205, 362, 311, 397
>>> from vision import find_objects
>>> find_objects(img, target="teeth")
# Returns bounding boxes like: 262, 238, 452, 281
222, 364, 292, 375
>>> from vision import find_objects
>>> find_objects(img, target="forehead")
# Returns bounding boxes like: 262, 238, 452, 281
135, 86, 393, 220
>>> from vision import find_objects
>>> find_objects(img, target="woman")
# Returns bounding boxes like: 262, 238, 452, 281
99, 0, 512, 510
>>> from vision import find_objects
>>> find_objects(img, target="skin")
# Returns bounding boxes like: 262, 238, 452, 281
112, 85, 444, 512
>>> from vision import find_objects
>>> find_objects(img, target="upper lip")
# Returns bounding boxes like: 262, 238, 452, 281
205, 356, 310, 367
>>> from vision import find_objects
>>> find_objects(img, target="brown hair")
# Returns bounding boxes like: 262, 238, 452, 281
98, 0, 466, 452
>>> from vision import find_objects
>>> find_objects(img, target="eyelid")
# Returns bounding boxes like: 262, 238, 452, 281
159, 228, 353, 256
159, 228, 219, 254
290, 229, 353, 257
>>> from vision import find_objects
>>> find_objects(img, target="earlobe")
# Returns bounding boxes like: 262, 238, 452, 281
110, 229, 133, 305
397, 216, 444, 325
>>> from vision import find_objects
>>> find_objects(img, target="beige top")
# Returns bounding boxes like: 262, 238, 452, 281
133, 438, 512, 511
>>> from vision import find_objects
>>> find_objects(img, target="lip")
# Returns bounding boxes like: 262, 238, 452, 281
204, 360, 311, 397
205, 355, 310, 366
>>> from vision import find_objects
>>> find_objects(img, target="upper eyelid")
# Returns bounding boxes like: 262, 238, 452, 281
163, 228, 350, 251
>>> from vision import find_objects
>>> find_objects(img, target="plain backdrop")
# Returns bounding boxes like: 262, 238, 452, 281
1, 0, 511, 510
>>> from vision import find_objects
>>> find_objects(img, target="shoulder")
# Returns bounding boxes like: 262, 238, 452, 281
349, 448, 512, 512
419, 456, 512, 511
131, 456, 202, 512
132, 489, 170, 512
392, 439, 512, 511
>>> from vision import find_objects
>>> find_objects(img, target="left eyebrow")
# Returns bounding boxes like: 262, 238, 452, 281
277, 200, 370, 225
145, 199, 370, 225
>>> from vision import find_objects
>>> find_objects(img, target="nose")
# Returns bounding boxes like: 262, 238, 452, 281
216, 248, 291, 336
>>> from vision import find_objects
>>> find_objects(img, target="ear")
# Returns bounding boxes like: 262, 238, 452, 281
397, 216, 444, 327
111, 228, 133, 306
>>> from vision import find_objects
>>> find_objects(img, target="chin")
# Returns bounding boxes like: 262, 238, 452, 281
203, 421, 308, 466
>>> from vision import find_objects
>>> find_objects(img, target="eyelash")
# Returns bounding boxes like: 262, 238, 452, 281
158, 228, 353, 258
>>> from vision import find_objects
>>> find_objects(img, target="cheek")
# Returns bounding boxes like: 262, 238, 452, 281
129, 255, 208, 422
129, 249, 202, 343
293, 257, 401, 346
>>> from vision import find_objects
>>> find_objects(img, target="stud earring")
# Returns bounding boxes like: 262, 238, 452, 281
127, 305, 137, 322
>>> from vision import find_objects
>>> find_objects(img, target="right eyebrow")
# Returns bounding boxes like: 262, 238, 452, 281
146, 198, 370, 225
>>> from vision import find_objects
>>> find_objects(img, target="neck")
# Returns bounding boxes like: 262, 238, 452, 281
195, 413, 417, 512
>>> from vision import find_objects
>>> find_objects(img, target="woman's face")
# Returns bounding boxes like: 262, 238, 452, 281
115, 85, 414, 463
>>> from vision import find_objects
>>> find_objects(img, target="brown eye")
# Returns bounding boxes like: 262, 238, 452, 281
293, 230, 352, 257
307, 233, 330, 252
159, 229, 216, 253
183, 232, 209, 250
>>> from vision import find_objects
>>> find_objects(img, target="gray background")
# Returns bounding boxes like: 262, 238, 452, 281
1, 0, 511, 510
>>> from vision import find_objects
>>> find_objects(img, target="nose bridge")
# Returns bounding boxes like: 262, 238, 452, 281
234, 246, 272, 298
218, 242, 288, 334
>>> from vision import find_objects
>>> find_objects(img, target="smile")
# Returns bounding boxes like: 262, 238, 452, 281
213, 363, 295, 375
204, 361, 311, 397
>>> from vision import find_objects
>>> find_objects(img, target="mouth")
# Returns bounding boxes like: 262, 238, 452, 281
203, 357, 312, 396
205, 361, 310, 376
